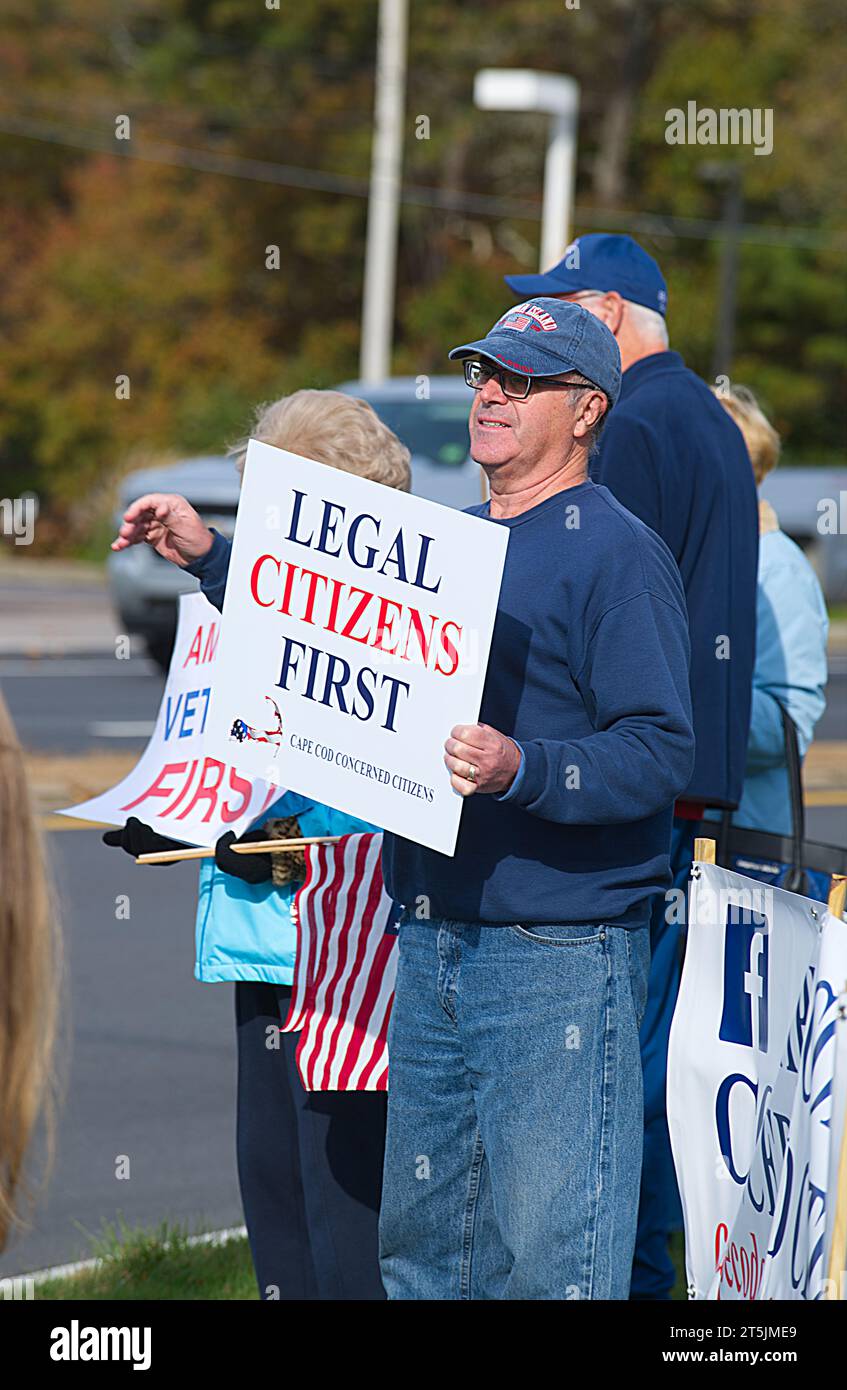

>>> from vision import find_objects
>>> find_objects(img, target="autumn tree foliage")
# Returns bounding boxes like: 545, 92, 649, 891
0, 0, 843, 544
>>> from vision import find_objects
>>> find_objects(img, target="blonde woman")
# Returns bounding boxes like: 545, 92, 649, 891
0, 691, 61, 1250
109, 390, 410, 1299
712, 384, 828, 838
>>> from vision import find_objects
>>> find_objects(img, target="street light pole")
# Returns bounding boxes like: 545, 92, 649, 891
700, 162, 744, 380
474, 69, 580, 271
713, 166, 743, 380
360, 0, 408, 384
540, 102, 580, 269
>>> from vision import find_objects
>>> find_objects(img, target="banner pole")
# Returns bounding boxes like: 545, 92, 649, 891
232, 835, 344, 855
828, 874, 847, 923
137, 845, 213, 864
826, 1055, 847, 1297
693, 837, 716, 864
136, 834, 343, 865
825, 874, 847, 1298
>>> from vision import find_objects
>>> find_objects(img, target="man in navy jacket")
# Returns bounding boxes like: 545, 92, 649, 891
378, 300, 694, 1299
507, 235, 758, 1298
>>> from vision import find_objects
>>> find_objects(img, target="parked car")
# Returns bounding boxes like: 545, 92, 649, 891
108, 377, 481, 667
108, 456, 239, 669
337, 375, 482, 510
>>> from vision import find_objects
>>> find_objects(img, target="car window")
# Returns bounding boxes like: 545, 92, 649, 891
366, 401, 470, 467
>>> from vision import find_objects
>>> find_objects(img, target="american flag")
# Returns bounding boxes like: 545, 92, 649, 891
281, 832, 398, 1091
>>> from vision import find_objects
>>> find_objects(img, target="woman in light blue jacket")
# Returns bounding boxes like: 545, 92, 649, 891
107, 388, 411, 1300
194, 793, 374, 985
195, 790, 384, 1301
713, 386, 828, 837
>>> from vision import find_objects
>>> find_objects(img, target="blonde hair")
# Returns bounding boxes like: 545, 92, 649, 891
713, 384, 781, 485
229, 389, 411, 492
0, 693, 61, 1249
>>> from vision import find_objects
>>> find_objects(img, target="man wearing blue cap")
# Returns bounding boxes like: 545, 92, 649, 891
378, 299, 695, 1299
507, 236, 759, 1298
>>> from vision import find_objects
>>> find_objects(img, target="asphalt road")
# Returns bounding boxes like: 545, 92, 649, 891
0, 653, 164, 753
808, 657, 847, 846
0, 648, 246, 1277
0, 823, 243, 1278
0, 643, 844, 1275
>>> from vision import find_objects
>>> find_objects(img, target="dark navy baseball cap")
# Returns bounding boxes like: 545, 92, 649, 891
504, 233, 668, 316
448, 297, 621, 406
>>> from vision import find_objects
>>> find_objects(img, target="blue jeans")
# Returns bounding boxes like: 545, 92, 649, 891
379, 916, 650, 1300
630, 817, 697, 1299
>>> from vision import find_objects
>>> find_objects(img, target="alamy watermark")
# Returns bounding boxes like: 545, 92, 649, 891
666, 882, 775, 926
0, 492, 38, 545
665, 102, 773, 157
817, 491, 847, 535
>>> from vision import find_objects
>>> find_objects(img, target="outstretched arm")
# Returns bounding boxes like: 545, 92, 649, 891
111, 492, 215, 567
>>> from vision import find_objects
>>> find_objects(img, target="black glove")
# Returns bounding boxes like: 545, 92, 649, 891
214, 829, 273, 885
102, 816, 184, 864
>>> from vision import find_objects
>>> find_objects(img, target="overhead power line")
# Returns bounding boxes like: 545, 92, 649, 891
0, 113, 841, 251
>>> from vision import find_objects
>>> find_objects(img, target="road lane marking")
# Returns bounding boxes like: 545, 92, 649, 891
0, 659, 158, 677
88, 720, 156, 737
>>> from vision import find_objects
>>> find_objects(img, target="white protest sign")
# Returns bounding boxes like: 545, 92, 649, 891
202, 440, 508, 855
58, 592, 277, 844
714, 909, 847, 1301
668, 860, 847, 1300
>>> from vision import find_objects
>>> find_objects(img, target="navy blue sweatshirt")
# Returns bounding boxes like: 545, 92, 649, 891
591, 351, 758, 809
382, 484, 693, 925
186, 487, 694, 926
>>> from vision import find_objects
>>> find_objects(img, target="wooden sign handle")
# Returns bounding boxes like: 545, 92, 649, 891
828, 874, 847, 922
136, 834, 343, 865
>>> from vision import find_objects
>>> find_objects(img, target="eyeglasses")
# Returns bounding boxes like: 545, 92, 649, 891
463, 358, 598, 401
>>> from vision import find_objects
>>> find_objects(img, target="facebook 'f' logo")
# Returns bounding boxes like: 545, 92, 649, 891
719, 906, 769, 1052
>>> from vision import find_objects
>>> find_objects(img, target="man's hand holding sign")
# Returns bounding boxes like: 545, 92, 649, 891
444, 723, 521, 797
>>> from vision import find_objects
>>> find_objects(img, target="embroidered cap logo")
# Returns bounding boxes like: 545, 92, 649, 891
497, 302, 559, 334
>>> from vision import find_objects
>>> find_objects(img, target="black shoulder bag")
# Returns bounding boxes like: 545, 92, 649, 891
702, 704, 847, 902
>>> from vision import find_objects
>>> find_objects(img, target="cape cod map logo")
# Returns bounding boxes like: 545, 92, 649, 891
230, 695, 285, 756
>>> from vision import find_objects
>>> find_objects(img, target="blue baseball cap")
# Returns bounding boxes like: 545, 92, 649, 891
448, 297, 621, 406
504, 233, 668, 316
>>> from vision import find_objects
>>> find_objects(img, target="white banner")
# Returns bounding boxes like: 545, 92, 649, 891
668, 860, 847, 1300
202, 440, 508, 856
57, 592, 277, 844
